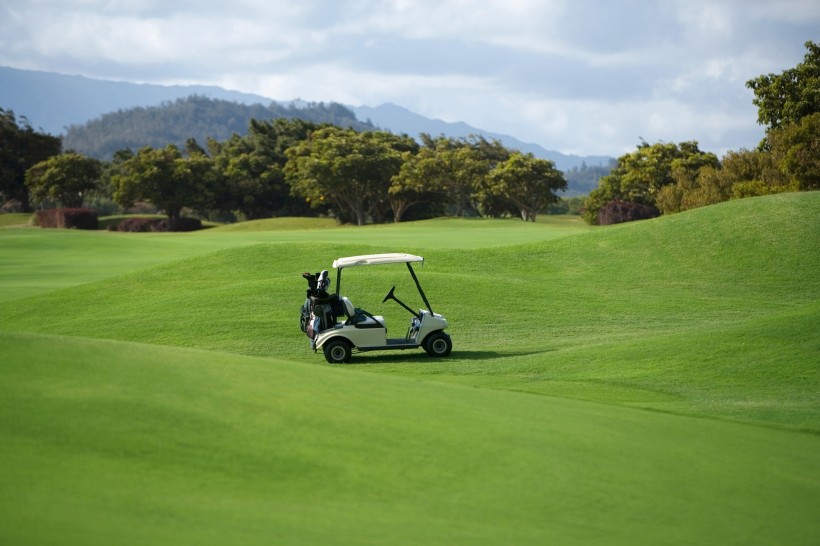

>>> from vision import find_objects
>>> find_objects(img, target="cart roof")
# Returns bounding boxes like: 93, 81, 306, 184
333, 253, 424, 269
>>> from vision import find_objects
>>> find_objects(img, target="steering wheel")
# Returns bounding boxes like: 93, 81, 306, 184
382, 285, 396, 303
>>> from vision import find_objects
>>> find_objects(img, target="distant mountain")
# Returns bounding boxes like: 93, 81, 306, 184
61, 96, 372, 160
1, 65, 614, 177
353, 103, 613, 172
0, 65, 274, 135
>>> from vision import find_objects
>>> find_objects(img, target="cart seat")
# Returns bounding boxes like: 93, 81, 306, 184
341, 296, 356, 319
341, 297, 385, 329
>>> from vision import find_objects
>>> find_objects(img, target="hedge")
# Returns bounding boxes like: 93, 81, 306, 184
35, 208, 99, 230
598, 200, 660, 225
112, 217, 203, 232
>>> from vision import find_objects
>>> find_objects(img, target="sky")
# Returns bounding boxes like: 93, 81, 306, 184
1, 0, 818, 157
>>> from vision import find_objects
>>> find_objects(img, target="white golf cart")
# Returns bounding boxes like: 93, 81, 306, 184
299, 253, 452, 363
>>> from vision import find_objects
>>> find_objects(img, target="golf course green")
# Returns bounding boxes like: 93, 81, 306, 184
1, 192, 818, 545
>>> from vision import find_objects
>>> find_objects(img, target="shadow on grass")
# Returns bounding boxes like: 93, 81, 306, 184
346, 349, 549, 365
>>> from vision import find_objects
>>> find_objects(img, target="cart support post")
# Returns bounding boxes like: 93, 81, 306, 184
406, 262, 433, 314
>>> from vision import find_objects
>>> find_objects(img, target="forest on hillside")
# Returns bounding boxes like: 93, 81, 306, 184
62, 96, 374, 159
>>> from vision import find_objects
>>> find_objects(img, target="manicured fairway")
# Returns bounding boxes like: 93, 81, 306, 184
0, 215, 592, 302
2, 331, 818, 545
1, 193, 818, 544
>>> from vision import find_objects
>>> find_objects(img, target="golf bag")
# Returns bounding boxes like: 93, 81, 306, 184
299, 270, 343, 339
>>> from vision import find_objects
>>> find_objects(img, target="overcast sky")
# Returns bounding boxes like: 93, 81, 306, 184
1, 0, 817, 157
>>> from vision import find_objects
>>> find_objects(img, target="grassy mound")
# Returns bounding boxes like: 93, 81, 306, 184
0, 212, 33, 227
208, 216, 341, 231
0, 215, 589, 302
2, 331, 818, 545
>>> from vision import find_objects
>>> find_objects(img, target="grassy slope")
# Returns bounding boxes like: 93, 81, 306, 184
0, 213, 33, 227
3, 193, 816, 428
2, 331, 818, 546
0, 216, 591, 302
1, 193, 818, 544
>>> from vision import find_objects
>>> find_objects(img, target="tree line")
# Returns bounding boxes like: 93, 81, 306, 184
583, 41, 819, 225
6, 41, 815, 226
3, 113, 568, 225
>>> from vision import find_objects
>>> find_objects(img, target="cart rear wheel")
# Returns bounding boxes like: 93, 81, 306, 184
323, 339, 352, 364
423, 331, 452, 357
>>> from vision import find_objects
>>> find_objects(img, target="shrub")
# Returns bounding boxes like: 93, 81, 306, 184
113, 217, 203, 232
165, 217, 202, 232
34, 208, 99, 230
598, 200, 660, 225
113, 217, 165, 232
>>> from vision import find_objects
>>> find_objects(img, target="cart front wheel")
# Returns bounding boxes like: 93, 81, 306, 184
323, 339, 352, 364
423, 331, 452, 357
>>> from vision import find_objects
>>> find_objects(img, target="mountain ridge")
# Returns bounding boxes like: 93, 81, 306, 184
353, 102, 613, 170
1, 65, 613, 171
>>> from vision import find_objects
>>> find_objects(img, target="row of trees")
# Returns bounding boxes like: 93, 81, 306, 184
583, 41, 819, 225
10, 41, 814, 226
9, 115, 568, 225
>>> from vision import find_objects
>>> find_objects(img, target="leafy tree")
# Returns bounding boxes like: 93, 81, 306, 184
719, 148, 792, 199
767, 111, 820, 191
656, 164, 727, 214
746, 41, 820, 131
583, 141, 716, 224
25, 152, 102, 208
112, 145, 217, 220
0, 108, 62, 211
210, 119, 318, 220
388, 148, 446, 222
411, 135, 507, 218
284, 128, 409, 225
598, 200, 659, 225
463, 136, 513, 217
485, 152, 567, 221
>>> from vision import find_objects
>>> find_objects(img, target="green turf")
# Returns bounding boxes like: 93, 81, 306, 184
0, 215, 591, 302
2, 331, 818, 545
1, 193, 818, 544
208, 216, 341, 231
0, 212, 33, 227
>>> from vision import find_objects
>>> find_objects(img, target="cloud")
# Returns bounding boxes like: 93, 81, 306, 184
1, 0, 817, 156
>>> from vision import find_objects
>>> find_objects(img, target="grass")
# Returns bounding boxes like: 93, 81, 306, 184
0, 212, 33, 227
0, 215, 591, 303
2, 331, 817, 545
1, 193, 818, 544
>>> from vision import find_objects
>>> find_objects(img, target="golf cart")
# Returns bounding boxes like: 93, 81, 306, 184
299, 253, 452, 363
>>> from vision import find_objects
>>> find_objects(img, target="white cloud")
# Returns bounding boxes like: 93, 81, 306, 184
0, 0, 815, 156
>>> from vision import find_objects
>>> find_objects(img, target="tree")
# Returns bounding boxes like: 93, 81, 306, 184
583, 141, 716, 224
746, 41, 820, 131
597, 200, 659, 225
0, 108, 62, 211
409, 135, 506, 218
388, 149, 446, 222
767, 111, 820, 191
284, 128, 409, 225
25, 152, 102, 208
485, 152, 567, 221
112, 145, 217, 220
208, 119, 318, 221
